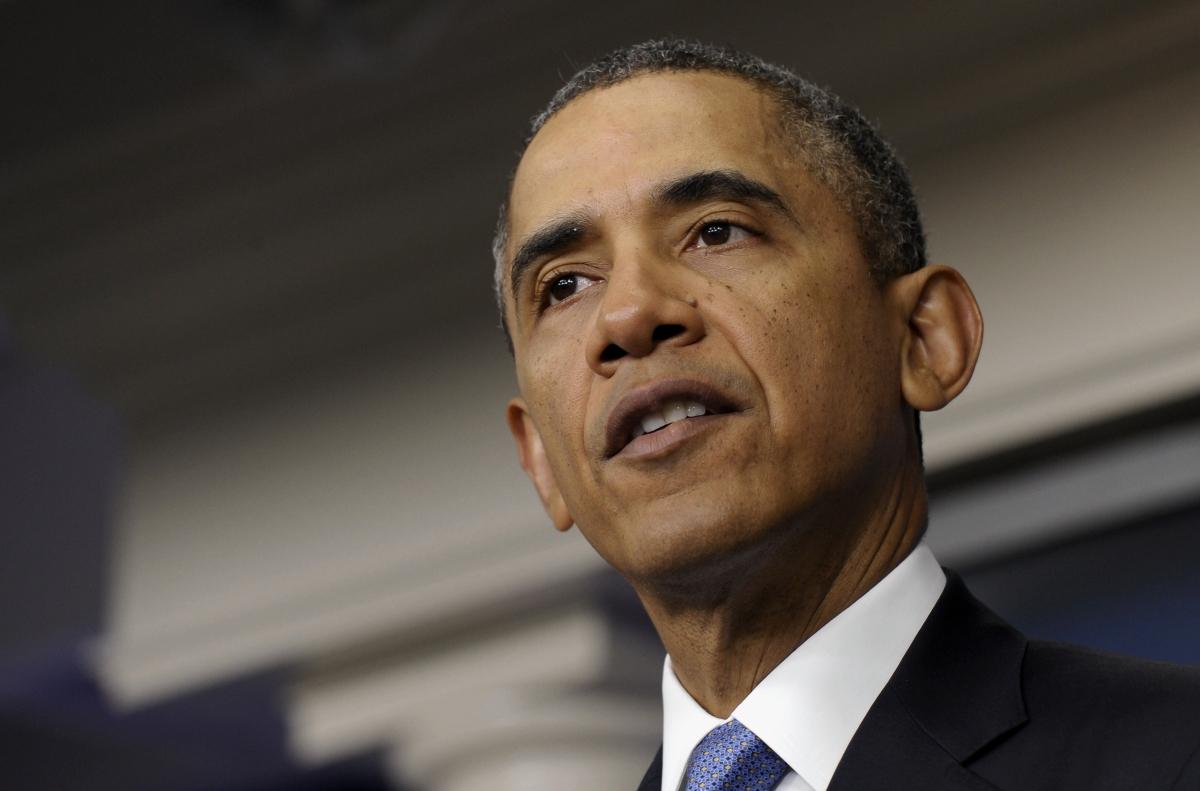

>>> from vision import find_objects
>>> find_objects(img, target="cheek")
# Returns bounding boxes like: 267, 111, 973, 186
521, 330, 596, 474
523, 320, 590, 402
729, 267, 889, 454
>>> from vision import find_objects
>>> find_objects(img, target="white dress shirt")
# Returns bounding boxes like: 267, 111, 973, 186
660, 542, 946, 791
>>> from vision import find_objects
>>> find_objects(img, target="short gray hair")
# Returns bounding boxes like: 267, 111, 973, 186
492, 38, 926, 348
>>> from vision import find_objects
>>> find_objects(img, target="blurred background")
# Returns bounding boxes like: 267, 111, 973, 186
2, 0, 1199, 788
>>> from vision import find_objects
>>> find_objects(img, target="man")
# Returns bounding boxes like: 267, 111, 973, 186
492, 40, 1200, 790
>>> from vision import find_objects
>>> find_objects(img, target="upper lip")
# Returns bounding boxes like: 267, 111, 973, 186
603, 377, 741, 458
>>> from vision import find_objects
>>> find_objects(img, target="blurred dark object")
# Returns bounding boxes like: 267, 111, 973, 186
965, 501, 1200, 664
0, 325, 394, 785
0, 318, 118, 661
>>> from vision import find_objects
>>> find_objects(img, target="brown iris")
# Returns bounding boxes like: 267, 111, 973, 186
548, 274, 579, 303
699, 221, 732, 246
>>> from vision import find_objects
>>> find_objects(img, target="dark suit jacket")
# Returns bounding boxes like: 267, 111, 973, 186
638, 573, 1200, 790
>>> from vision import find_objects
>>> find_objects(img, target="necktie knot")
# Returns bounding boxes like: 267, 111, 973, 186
683, 719, 790, 790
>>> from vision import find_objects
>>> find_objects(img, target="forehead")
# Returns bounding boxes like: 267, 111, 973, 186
507, 72, 789, 246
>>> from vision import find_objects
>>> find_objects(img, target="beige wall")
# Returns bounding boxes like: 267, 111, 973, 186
916, 63, 1200, 465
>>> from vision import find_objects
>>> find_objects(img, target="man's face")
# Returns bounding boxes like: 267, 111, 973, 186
503, 72, 910, 583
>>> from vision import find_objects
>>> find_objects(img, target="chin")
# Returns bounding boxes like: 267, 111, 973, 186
603, 498, 784, 594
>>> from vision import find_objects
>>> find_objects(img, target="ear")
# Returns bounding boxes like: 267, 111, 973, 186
889, 265, 984, 412
506, 397, 574, 532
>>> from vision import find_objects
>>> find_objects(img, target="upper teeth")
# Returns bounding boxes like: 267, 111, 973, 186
633, 400, 708, 438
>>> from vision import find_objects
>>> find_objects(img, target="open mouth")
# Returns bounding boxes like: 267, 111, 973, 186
604, 379, 740, 458
630, 399, 711, 439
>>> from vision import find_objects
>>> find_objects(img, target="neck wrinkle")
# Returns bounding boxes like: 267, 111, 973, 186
641, 460, 928, 718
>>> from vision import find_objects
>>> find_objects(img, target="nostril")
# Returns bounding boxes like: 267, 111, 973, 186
652, 324, 685, 343
600, 343, 626, 363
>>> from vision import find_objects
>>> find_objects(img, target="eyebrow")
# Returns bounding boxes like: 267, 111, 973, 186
507, 169, 795, 304
652, 169, 795, 221
508, 212, 594, 307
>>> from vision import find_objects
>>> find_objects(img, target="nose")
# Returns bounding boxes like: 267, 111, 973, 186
585, 255, 705, 377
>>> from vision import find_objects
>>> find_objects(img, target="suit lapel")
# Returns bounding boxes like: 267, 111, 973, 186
637, 746, 662, 791
637, 574, 1027, 791
829, 573, 1027, 790
829, 685, 999, 791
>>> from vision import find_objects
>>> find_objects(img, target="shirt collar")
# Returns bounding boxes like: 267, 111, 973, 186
660, 543, 946, 791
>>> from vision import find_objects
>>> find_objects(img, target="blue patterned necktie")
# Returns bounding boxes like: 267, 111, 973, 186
683, 719, 791, 790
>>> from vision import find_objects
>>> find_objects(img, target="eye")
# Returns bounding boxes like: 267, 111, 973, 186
693, 220, 754, 249
544, 272, 597, 307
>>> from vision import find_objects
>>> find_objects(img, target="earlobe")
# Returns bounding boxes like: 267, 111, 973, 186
892, 265, 984, 412
506, 398, 575, 532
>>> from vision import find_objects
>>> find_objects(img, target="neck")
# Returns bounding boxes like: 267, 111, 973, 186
636, 462, 927, 718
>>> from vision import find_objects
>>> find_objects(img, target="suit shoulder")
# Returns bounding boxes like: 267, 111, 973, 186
973, 641, 1200, 788
1019, 641, 1200, 782
1023, 639, 1200, 718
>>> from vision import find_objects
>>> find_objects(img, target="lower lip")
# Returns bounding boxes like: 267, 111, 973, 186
615, 413, 728, 461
